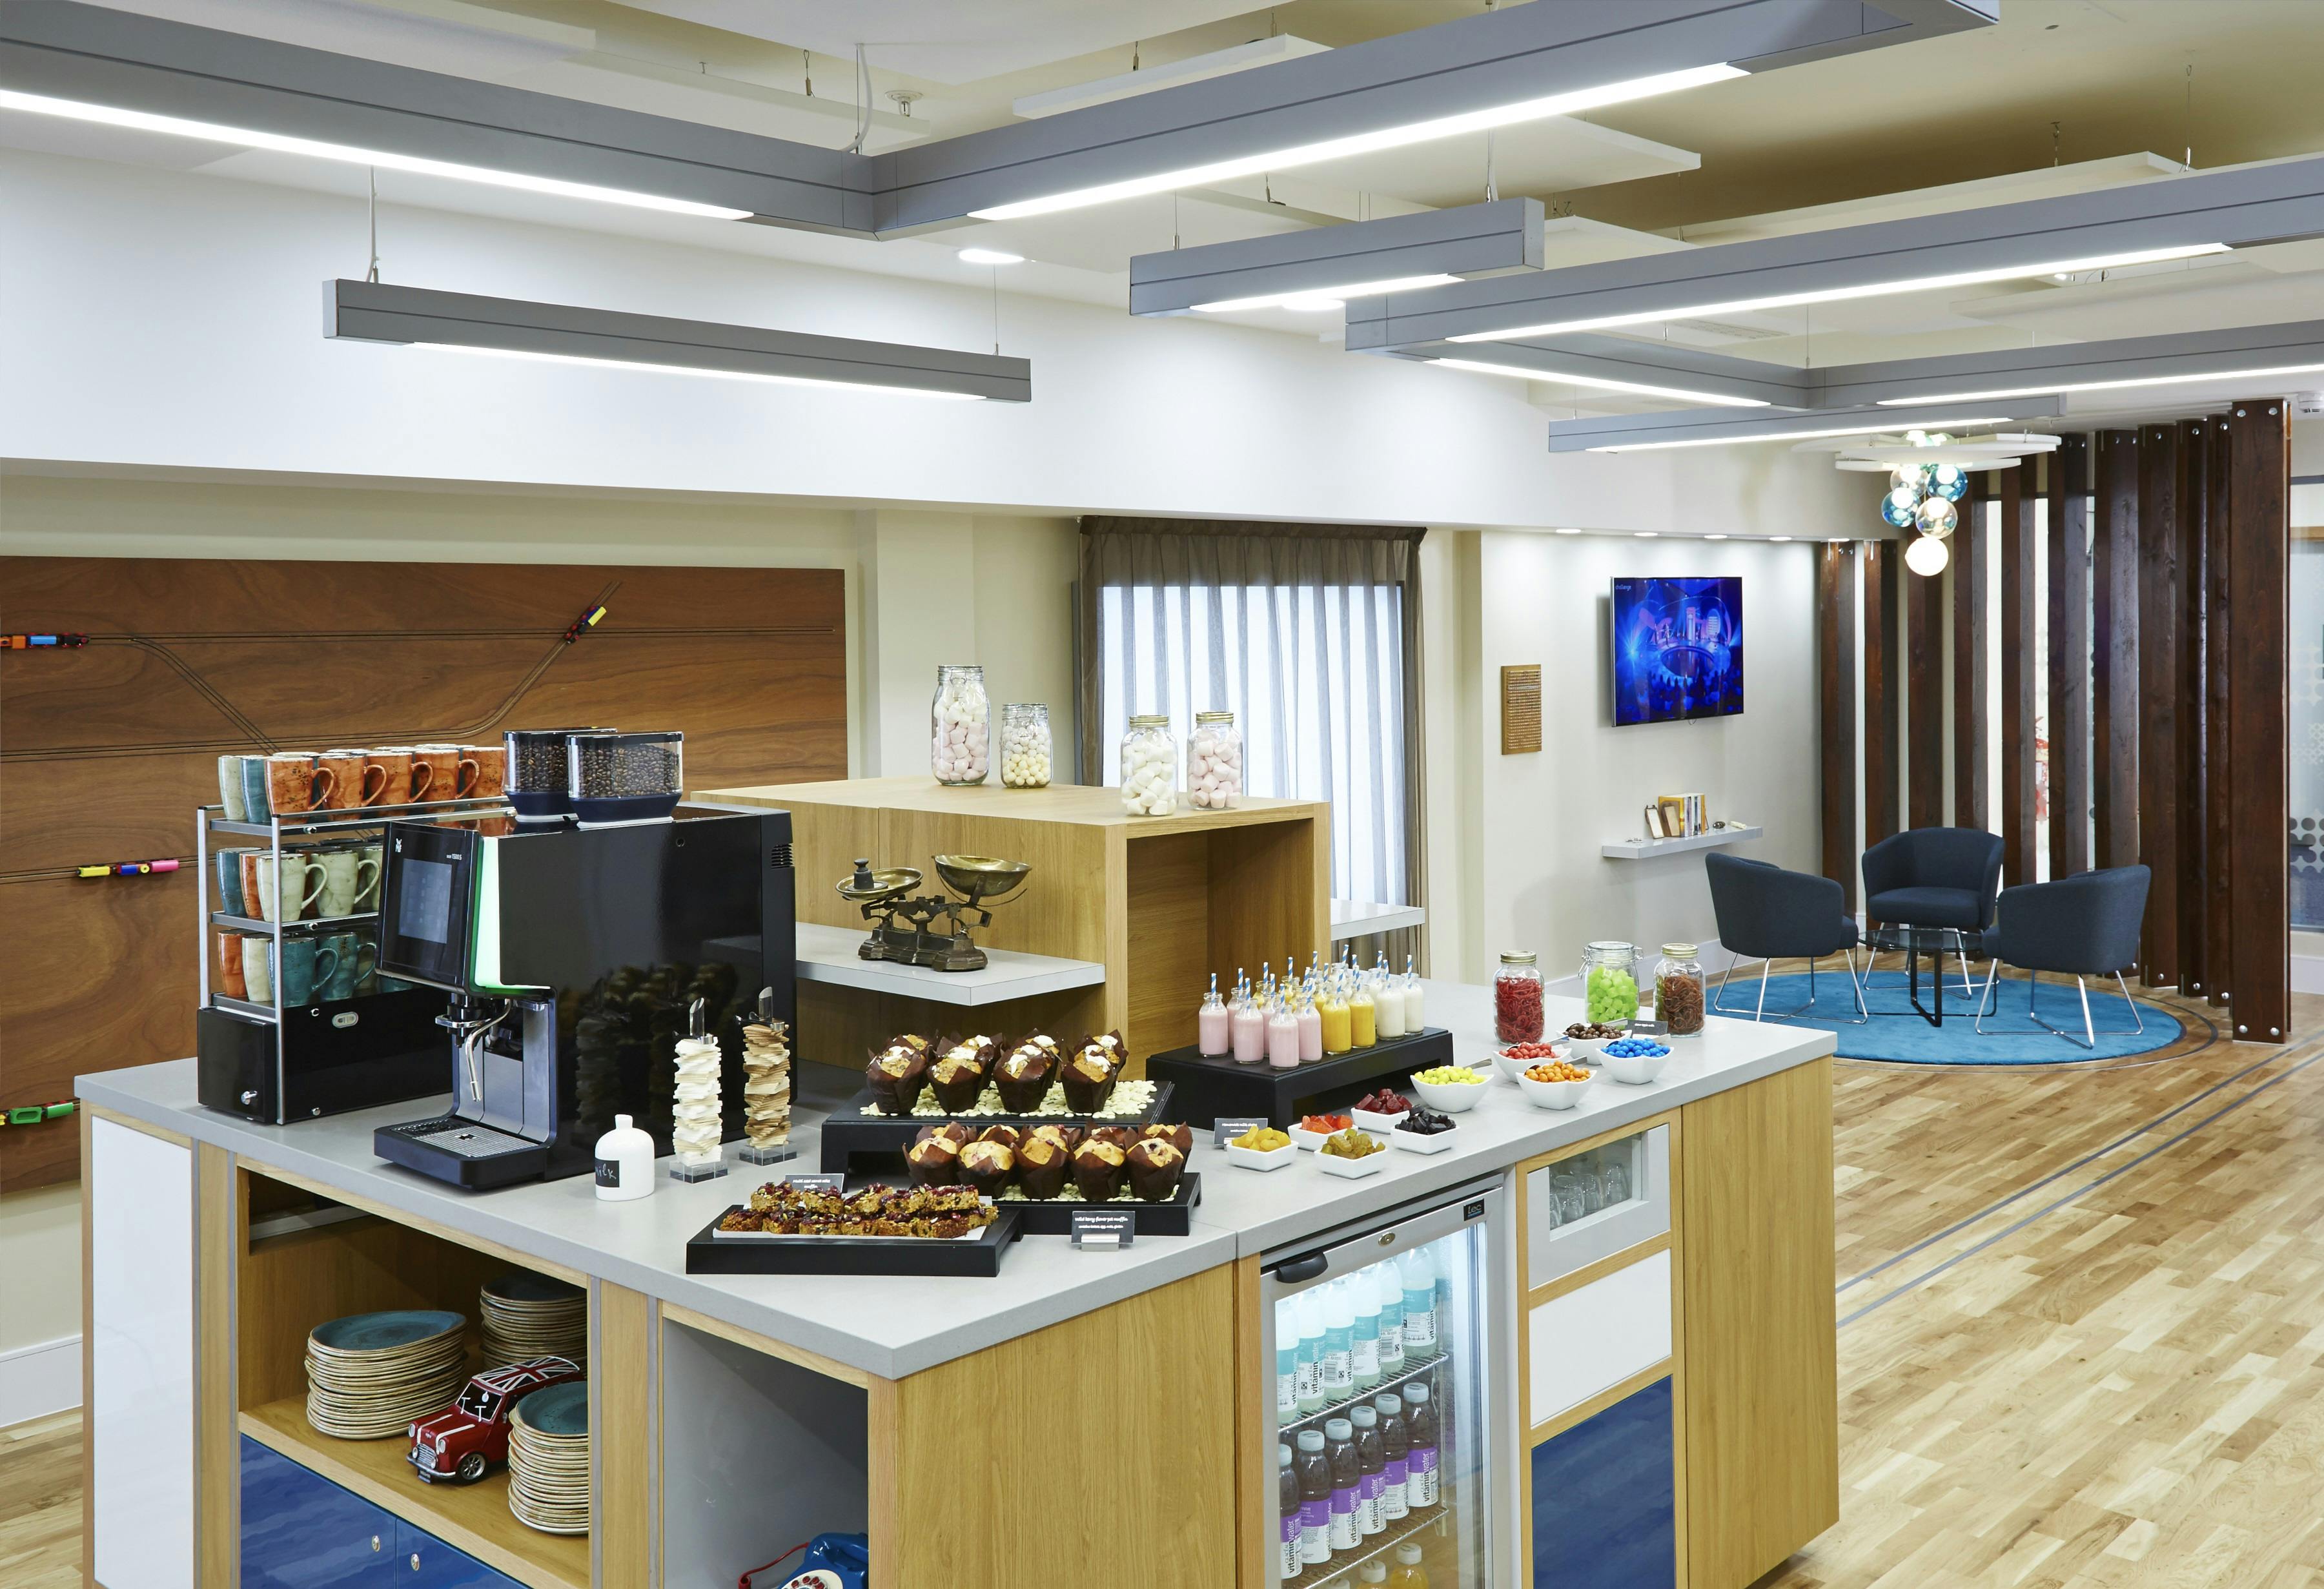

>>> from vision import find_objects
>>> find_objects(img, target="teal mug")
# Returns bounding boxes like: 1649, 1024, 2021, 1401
318, 932, 377, 1002
278, 937, 332, 1007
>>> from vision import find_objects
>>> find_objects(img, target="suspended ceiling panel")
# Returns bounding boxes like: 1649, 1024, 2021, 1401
604, 0, 1259, 85
1286, 114, 1700, 210
90, 0, 596, 78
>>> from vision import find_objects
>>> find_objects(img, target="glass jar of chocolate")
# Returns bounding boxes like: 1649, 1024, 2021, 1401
1655, 942, 1705, 1036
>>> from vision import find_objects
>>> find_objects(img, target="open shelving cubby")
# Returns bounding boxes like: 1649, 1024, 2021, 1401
234, 1165, 593, 1589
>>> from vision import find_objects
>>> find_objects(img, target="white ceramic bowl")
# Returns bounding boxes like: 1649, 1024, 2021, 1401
1561, 1033, 1612, 1064
1517, 1072, 1594, 1111
1352, 1103, 1412, 1134
1410, 1076, 1490, 1113
1289, 1122, 1352, 1151
1315, 1142, 1389, 1177
1602, 1047, 1673, 1085
1388, 1125, 1456, 1154
1224, 1140, 1298, 1172
1491, 1043, 1565, 1084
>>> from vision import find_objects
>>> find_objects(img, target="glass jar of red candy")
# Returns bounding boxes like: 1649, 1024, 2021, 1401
1494, 950, 1545, 1044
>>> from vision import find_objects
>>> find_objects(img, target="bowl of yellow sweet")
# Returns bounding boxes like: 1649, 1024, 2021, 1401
1410, 1065, 1489, 1114
1224, 1123, 1296, 1172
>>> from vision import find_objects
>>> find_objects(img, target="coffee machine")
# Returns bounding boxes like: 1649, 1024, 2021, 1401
370, 804, 794, 1189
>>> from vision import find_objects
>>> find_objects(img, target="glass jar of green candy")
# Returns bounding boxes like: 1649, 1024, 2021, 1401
1579, 941, 1639, 1030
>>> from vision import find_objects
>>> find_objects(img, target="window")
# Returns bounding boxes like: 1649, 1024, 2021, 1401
1081, 522, 1422, 913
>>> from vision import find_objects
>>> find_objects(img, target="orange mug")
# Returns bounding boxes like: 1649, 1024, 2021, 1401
414, 743, 479, 801
314, 750, 365, 812
216, 932, 248, 1001
240, 850, 265, 918
464, 744, 507, 801
364, 748, 414, 807
265, 752, 318, 814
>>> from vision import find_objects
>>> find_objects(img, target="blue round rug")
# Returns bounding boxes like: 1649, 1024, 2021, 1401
1729, 970, 2189, 1063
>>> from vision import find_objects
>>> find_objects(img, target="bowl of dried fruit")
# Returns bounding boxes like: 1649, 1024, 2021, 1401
1351, 1089, 1412, 1134
1518, 1059, 1595, 1110
1223, 1123, 1297, 1171
1315, 1127, 1389, 1178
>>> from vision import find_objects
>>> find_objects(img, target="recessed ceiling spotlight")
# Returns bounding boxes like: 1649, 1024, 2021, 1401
1554, 527, 1582, 535
1769, 535, 1794, 542
1704, 533, 1729, 540
1636, 531, 1659, 538
957, 248, 1026, 265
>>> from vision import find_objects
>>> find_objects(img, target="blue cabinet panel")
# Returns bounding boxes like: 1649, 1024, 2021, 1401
1529, 1375, 1676, 1589
393, 1519, 524, 1589
241, 1437, 394, 1589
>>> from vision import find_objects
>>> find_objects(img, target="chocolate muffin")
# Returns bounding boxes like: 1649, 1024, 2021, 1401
906, 1131, 963, 1187
959, 1139, 1015, 1198
992, 1036, 1056, 1113
1136, 1122, 1194, 1158
1015, 1134, 1070, 1199
1059, 1038, 1120, 1114
975, 1123, 1022, 1151
864, 1040, 929, 1114
1071, 1136, 1127, 1202
1124, 1137, 1186, 1202
927, 1034, 997, 1112
1023, 1122, 1082, 1158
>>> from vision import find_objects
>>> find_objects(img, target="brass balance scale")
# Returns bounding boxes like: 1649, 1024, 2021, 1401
837, 854, 1032, 972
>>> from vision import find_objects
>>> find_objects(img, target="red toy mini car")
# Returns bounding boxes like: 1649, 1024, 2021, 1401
407, 1356, 581, 1484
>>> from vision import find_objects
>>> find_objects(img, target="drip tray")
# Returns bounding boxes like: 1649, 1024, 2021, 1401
375, 1114, 548, 1190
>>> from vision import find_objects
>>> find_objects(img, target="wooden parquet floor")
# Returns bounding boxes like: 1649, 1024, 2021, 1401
6, 972, 2319, 1589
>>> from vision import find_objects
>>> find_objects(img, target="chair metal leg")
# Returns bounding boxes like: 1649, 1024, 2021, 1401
1706, 952, 1868, 1021
1973, 961, 2010, 1033
2115, 973, 2146, 1036
1756, 960, 1770, 1021
1713, 952, 1742, 1012
1841, 947, 1870, 1023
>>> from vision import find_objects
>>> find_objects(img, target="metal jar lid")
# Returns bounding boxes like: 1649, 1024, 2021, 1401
1500, 950, 1537, 965
1662, 942, 1699, 958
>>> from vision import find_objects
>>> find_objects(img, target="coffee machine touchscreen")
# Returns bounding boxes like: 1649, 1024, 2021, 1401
398, 858, 454, 942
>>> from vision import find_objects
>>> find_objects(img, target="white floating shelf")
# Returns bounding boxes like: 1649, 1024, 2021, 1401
1330, 899, 1427, 939
1601, 825, 1764, 861
793, 921, 1106, 1006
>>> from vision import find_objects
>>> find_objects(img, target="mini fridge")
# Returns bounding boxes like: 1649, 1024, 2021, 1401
1256, 1177, 1517, 1586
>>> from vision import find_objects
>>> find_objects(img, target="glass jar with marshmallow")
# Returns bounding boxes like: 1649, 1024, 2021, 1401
1187, 710, 1242, 810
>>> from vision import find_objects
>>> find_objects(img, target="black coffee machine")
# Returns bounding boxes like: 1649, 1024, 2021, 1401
370, 804, 794, 1189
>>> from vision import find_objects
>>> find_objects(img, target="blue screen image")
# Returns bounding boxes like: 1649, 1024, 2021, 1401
1611, 576, 1744, 726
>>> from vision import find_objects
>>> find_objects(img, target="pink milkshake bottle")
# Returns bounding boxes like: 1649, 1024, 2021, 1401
1197, 972, 1230, 1057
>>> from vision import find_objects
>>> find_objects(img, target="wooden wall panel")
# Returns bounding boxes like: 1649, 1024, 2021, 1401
1997, 464, 2037, 885
2136, 425, 2181, 985
2047, 439, 2093, 879
1907, 550, 1944, 832
2177, 419, 2213, 999
2092, 431, 2142, 879
2205, 422, 2234, 1006
1950, 476, 1988, 832
1863, 542, 1900, 858
1818, 542, 1859, 910
0, 557, 849, 1191
2225, 400, 2290, 1041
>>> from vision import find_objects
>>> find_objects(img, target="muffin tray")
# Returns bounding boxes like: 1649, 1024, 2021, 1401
685, 1201, 1027, 1277
817, 1082, 1177, 1172
1141, 1029, 1455, 1128
995, 1173, 1203, 1237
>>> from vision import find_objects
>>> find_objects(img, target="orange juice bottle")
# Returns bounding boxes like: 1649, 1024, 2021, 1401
1385, 1541, 1430, 1588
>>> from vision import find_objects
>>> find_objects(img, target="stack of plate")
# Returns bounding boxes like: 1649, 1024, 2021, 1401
305, 1309, 468, 1440
480, 1273, 586, 1369
506, 1381, 590, 1535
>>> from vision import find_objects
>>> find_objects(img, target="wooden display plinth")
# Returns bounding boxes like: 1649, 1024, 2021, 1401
700, 778, 1332, 1076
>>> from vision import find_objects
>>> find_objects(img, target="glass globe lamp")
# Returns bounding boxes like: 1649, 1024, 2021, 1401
1915, 495, 1959, 538
1881, 486, 1920, 529
1904, 534, 1950, 577
1932, 463, 1968, 500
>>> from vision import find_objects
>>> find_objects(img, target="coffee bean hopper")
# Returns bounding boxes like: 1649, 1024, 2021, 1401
837, 854, 1030, 972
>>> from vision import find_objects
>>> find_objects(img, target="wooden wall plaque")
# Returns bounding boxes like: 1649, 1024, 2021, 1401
0, 557, 848, 1191
1502, 664, 1542, 753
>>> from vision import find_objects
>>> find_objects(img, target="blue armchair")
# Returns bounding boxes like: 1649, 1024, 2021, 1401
1861, 826, 2005, 990
1975, 866, 2151, 1047
1704, 854, 1867, 1022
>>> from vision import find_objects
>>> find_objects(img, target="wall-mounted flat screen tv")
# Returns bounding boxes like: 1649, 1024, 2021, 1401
1611, 576, 1744, 726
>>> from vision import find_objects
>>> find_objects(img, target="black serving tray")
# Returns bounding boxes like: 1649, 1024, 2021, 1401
996, 1172, 1202, 1236
685, 1200, 1026, 1277
1141, 1029, 1456, 1128
817, 1081, 1177, 1172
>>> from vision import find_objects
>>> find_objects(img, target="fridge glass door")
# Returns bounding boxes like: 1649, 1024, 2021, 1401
1260, 1182, 1505, 1586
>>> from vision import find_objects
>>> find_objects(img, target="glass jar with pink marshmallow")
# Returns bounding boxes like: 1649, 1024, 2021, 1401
1187, 710, 1243, 810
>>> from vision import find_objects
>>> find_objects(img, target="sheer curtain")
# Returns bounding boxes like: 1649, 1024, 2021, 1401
1077, 519, 1427, 959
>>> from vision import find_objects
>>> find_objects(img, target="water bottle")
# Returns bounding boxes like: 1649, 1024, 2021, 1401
1275, 1300, 1298, 1425
1294, 1292, 1325, 1415
1351, 1273, 1381, 1392
1398, 1249, 1437, 1357
1320, 1279, 1355, 1401
1374, 1262, 1405, 1377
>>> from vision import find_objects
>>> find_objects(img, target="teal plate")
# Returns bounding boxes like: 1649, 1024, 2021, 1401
482, 1272, 584, 1305
513, 1381, 588, 1437
310, 1309, 465, 1354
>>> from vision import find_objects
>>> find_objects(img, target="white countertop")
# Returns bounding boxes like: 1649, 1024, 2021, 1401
77, 979, 1829, 1380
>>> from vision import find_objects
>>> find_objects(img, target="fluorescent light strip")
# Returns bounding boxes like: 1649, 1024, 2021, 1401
969, 63, 1743, 221
1433, 356, 1771, 408
413, 342, 984, 400
1874, 360, 2324, 406
1194, 274, 1460, 313
1585, 415, 2016, 453
1447, 243, 2230, 343
0, 88, 753, 220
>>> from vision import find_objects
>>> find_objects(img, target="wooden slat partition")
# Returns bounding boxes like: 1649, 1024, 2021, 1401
2177, 418, 2212, 998
2204, 420, 2234, 1006
1997, 462, 2037, 885
2225, 398, 2290, 1041
1907, 544, 1944, 832
2046, 440, 2092, 879
1862, 541, 1901, 857
2092, 431, 2142, 881
2136, 424, 2181, 985
1950, 475, 1988, 832
1818, 542, 1859, 910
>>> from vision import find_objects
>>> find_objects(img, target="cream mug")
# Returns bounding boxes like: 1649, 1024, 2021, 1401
241, 936, 274, 1004
315, 847, 381, 918
256, 852, 325, 923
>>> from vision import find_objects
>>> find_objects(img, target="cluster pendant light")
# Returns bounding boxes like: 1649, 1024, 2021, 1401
1879, 431, 1970, 577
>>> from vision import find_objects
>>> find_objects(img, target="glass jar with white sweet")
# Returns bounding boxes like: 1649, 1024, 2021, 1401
930, 664, 989, 785
1187, 710, 1243, 810
1000, 702, 1052, 789
1119, 715, 1177, 816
